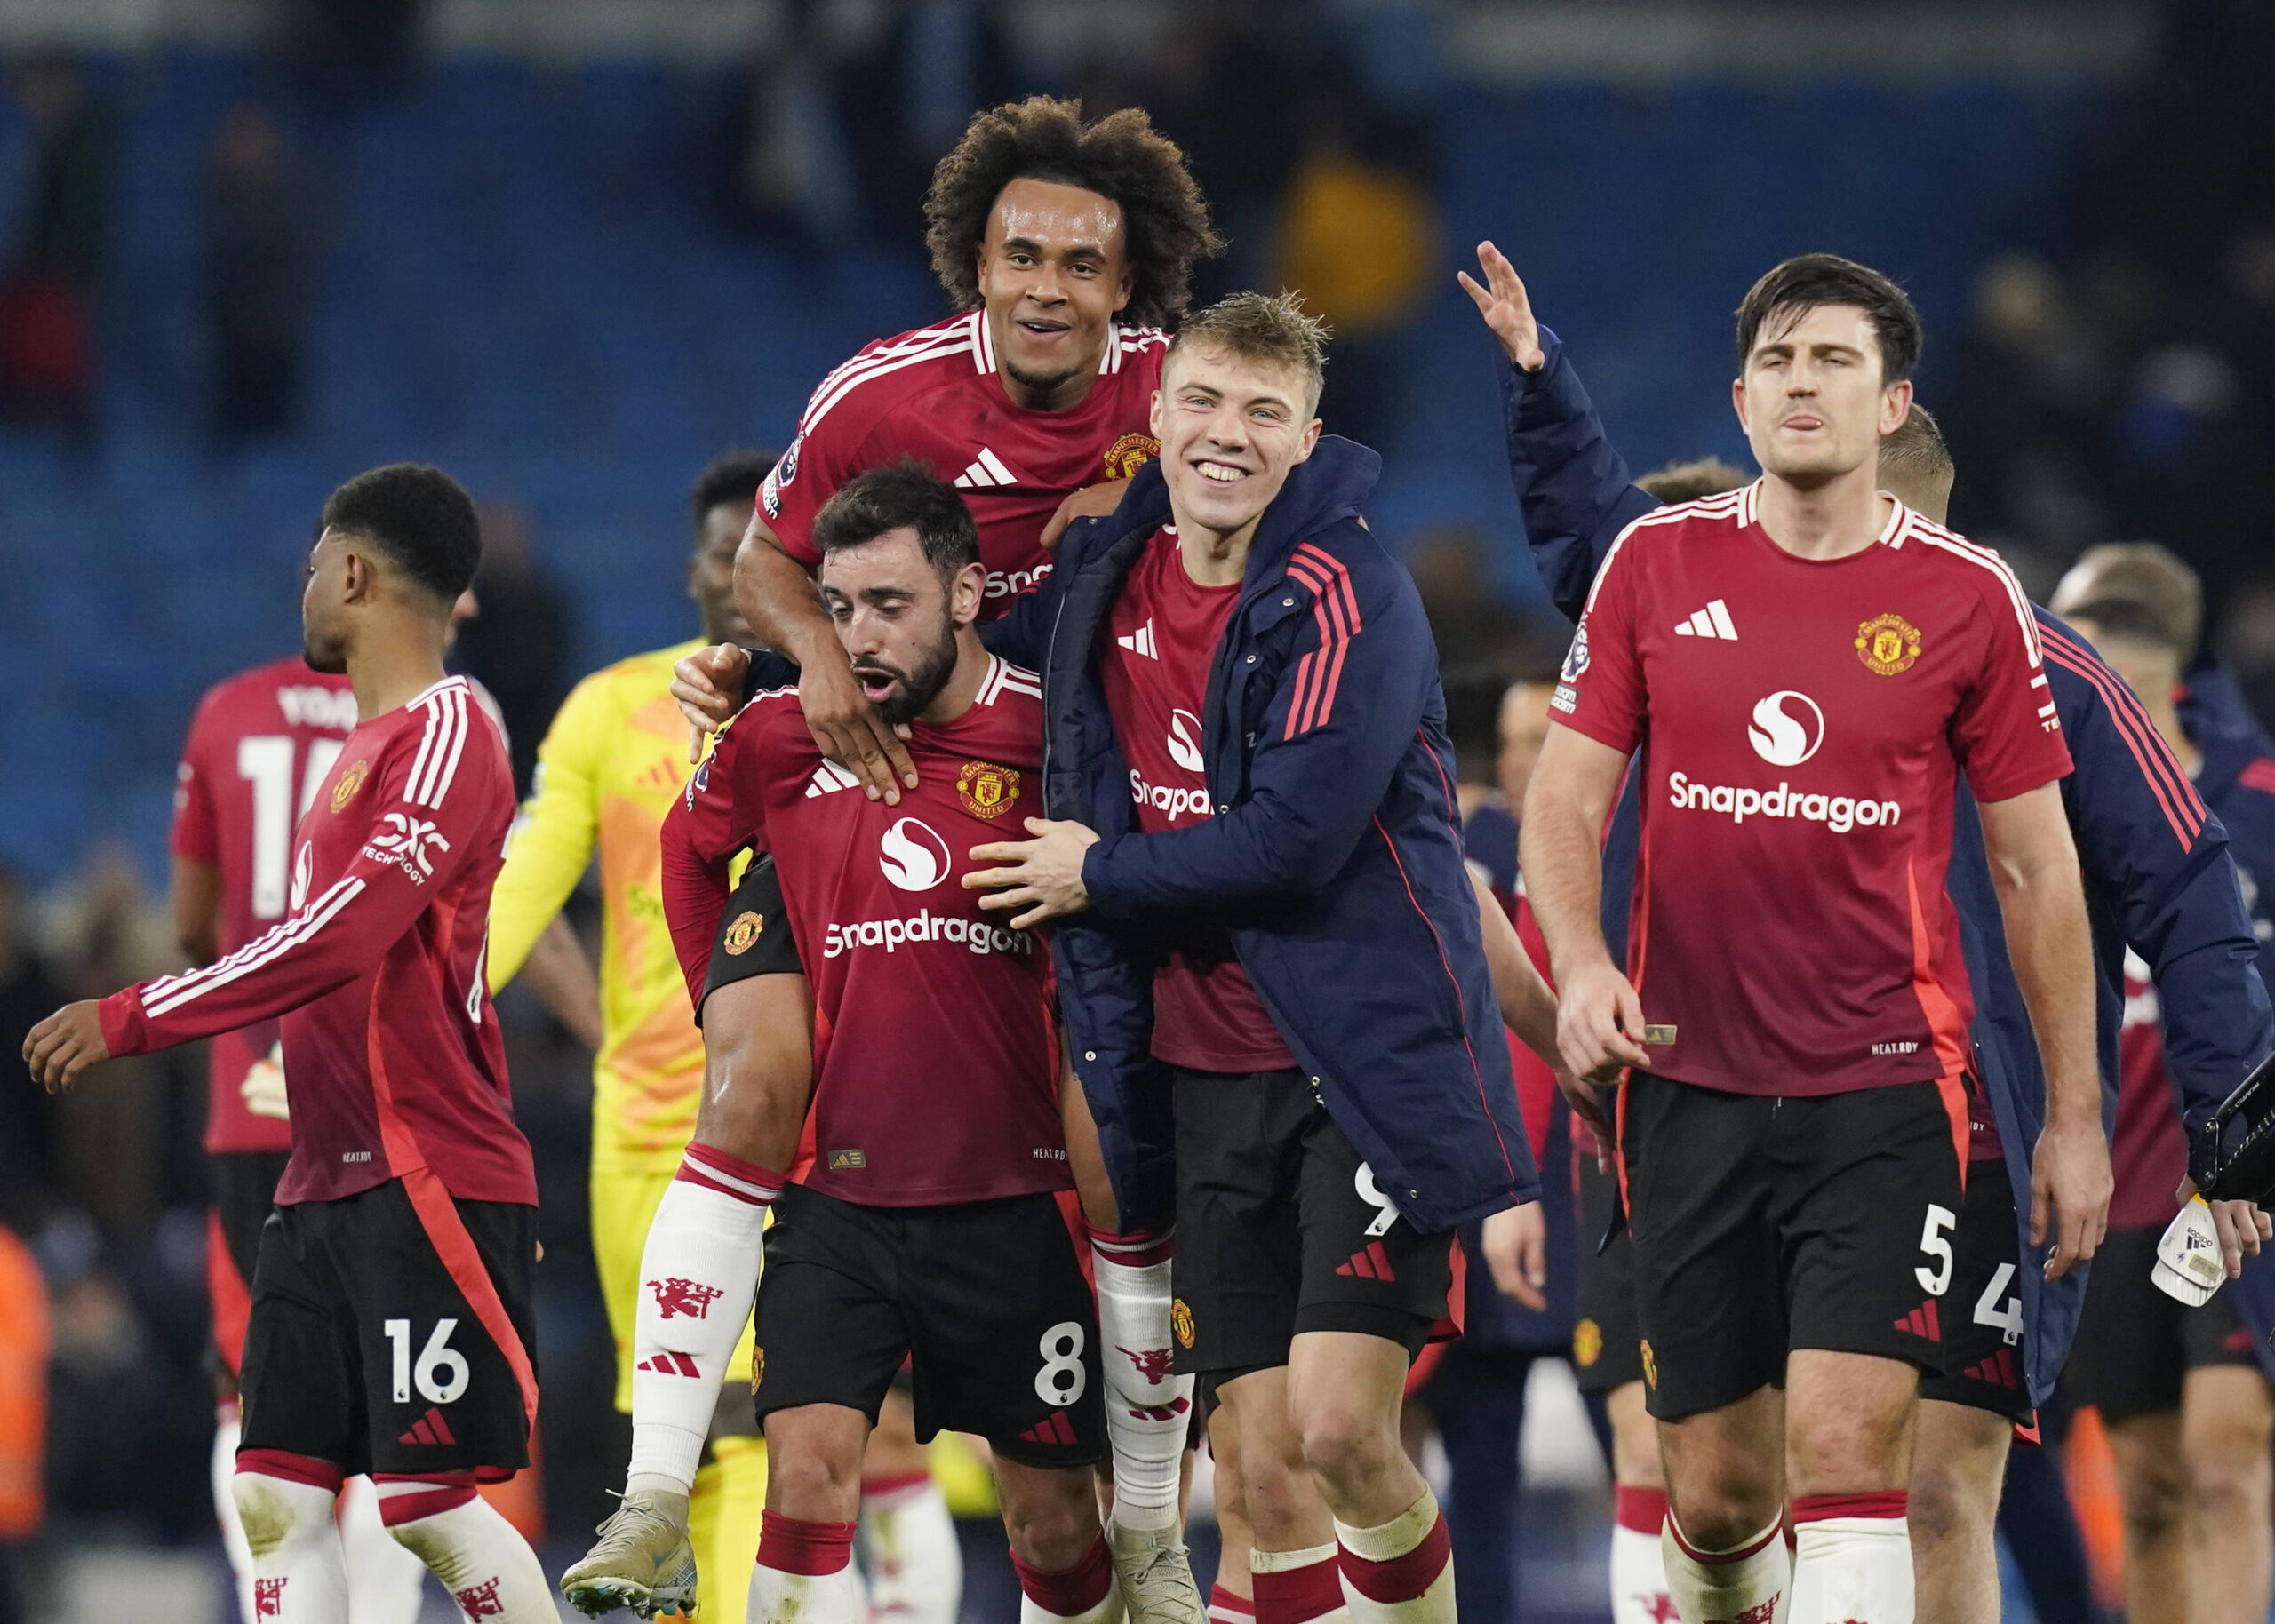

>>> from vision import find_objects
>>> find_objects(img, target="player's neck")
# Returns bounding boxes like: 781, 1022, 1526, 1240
916, 629, 994, 727
1753, 464, 1891, 562
1173, 510, 1262, 588
346, 624, 451, 721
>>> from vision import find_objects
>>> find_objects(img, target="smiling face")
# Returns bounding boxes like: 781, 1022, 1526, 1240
1152, 341, 1322, 544
819, 527, 984, 727
976, 177, 1133, 405
1734, 302, 1912, 486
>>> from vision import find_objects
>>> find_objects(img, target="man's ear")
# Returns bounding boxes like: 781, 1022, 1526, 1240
951, 561, 986, 627
1293, 418, 1323, 464
339, 547, 377, 605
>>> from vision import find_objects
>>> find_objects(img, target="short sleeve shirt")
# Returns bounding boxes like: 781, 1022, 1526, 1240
760, 311, 1167, 614
1554, 484, 2072, 1095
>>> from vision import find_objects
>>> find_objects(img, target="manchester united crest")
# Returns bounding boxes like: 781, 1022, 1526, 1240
1640, 1338, 1658, 1390
751, 1347, 764, 1392
956, 760, 1021, 820
722, 911, 764, 955
1855, 612, 1923, 676
1171, 1298, 1194, 1349
1573, 1317, 1603, 1368
1103, 432, 1160, 480
330, 760, 370, 814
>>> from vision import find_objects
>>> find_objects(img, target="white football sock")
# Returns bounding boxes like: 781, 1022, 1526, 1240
376, 1481, 553, 1621
1791, 1494, 1911, 1624
1663, 1509, 1790, 1624
233, 1469, 349, 1623
751, 1512, 865, 1624
1090, 1227, 1193, 1534
1335, 1490, 1456, 1624
1609, 1485, 1673, 1624
861, 1471, 962, 1624
214, 1404, 257, 1624
625, 1144, 779, 1495
337, 1475, 427, 1624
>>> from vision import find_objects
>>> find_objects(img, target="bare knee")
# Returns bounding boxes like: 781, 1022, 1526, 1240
1291, 1389, 1401, 1494
1908, 1403, 2007, 1553
763, 1406, 866, 1521
997, 1461, 1100, 1572
2115, 1434, 2189, 1547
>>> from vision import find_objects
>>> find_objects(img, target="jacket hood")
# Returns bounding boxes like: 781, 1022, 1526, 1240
1098, 435, 1382, 582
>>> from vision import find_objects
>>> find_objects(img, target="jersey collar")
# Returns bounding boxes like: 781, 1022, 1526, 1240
1736, 477, 1916, 549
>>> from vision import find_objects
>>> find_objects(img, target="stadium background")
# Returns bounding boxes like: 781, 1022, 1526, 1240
0, 0, 2267, 1619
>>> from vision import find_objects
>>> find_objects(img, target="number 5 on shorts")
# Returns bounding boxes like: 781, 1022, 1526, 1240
1914, 1204, 1957, 1297
1034, 1320, 1089, 1406
386, 1317, 471, 1405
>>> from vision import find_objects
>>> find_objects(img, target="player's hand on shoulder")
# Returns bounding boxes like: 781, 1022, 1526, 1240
1457, 240, 1547, 372
672, 643, 752, 760
1554, 958, 1649, 1084
1040, 482, 1130, 553
22, 999, 111, 1093
798, 655, 916, 805
1481, 1202, 1549, 1311
2031, 1110, 2113, 1278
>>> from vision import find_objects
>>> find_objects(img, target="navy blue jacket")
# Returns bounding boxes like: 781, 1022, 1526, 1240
982, 437, 1538, 1237
1499, 331, 2275, 1398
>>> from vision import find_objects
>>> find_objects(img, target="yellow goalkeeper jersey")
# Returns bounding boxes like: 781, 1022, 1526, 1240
489, 639, 714, 1173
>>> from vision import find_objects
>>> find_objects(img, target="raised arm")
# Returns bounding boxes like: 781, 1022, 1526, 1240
1461, 241, 1660, 623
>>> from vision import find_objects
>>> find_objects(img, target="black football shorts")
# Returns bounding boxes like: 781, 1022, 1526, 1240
238, 1178, 539, 1480
698, 854, 804, 1022
211, 1149, 292, 1377
1918, 1153, 2033, 1422
749, 1184, 1103, 1468
1571, 1149, 1645, 1395
2063, 1223, 2262, 1420
1169, 1067, 1452, 1378
1621, 1071, 1965, 1421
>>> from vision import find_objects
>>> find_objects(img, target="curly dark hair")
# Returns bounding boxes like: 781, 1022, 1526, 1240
924, 97, 1222, 329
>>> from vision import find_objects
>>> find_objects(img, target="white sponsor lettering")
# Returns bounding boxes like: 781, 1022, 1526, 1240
1129, 768, 1210, 823
1872, 1040, 1921, 1055
363, 810, 451, 880
821, 907, 1036, 959
1665, 772, 1901, 835
986, 561, 1053, 600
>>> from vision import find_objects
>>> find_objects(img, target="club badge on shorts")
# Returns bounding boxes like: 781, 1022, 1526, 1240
751, 1347, 764, 1393
1573, 1317, 1602, 1368
722, 911, 764, 955
1640, 1338, 1657, 1389
1855, 612, 1923, 676
1171, 1299, 1194, 1349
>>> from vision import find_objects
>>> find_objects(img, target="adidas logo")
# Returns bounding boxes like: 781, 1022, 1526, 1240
1018, 1410, 1078, 1447
636, 1351, 702, 1378
1116, 620, 1159, 659
805, 760, 859, 798
1894, 1299, 1942, 1341
1672, 599, 1739, 640
1335, 1241, 1398, 1282
1963, 1347, 2021, 1390
397, 1406, 457, 1446
953, 448, 1021, 490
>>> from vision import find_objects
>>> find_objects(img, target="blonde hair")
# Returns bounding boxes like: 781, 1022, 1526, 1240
1168, 290, 1332, 411
1636, 457, 1748, 504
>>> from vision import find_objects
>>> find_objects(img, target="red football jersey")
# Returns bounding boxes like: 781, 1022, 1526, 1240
1557, 484, 2073, 1095
661, 656, 1066, 1206
105, 677, 534, 1206
171, 657, 359, 1154
2109, 951, 2188, 1229
759, 311, 1167, 612
1097, 526, 1296, 1071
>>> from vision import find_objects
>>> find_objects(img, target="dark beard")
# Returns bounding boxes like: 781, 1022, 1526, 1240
1002, 354, 1083, 403
859, 619, 959, 728
301, 633, 347, 674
